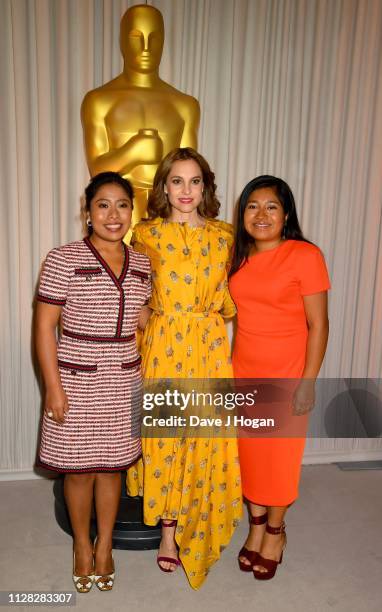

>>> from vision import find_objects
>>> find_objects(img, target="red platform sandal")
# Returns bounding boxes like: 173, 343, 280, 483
238, 512, 268, 572
157, 520, 181, 573
253, 522, 286, 580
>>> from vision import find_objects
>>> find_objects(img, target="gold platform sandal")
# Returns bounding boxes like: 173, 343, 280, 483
93, 538, 115, 591
72, 551, 94, 593
94, 561, 115, 592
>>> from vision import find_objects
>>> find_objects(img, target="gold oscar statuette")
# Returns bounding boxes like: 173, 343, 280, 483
81, 4, 200, 230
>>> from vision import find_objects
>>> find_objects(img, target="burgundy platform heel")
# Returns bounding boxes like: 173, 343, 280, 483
253, 522, 286, 580
238, 512, 268, 572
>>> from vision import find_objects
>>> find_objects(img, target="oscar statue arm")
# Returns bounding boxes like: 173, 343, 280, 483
81, 92, 163, 176
179, 96, 200, 149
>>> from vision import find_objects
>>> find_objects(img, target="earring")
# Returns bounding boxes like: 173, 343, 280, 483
283, 222, 287, 239
87, 218, 92, 228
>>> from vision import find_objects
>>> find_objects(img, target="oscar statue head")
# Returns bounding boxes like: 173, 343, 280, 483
120, 4, 164, 74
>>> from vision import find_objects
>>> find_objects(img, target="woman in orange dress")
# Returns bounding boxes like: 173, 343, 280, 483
228, 175, 330, 580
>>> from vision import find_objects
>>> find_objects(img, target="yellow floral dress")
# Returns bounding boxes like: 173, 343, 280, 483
127, 217, 242, 589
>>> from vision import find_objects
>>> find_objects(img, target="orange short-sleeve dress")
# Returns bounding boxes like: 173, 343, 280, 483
228, 240, 330, 506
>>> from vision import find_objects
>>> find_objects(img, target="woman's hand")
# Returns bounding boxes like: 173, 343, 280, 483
292, 379, 315, 415
45, 385, 69, 424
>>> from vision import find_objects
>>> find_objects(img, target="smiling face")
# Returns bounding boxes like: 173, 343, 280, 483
88, 183, 132, 244
120, 6, 164, 74
243, 186, 287, 249
164, 159, 204, 217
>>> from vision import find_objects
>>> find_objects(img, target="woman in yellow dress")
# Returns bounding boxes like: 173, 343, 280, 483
128, 148, 242, 588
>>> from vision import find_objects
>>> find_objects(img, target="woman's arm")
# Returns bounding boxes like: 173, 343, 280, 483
35, 302, 69, 424
293, 291, 329, 414
302, 291, 329, 377
138, 305, 152, 331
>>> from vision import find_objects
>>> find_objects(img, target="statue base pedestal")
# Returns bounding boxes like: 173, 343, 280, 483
53, 474, 161, 550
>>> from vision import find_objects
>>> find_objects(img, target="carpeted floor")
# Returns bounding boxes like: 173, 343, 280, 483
0, 464, 381, 612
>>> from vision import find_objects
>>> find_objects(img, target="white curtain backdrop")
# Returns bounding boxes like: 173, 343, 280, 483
1, 0, 381, 476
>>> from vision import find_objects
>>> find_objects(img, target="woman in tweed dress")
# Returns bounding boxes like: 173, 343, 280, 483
35, 172, 151, 592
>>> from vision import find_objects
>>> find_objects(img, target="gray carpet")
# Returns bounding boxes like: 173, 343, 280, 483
0, 465, 381, 612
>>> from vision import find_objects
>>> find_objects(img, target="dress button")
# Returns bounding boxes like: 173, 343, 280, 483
71, 370, 77, 375
86, 276, 92, 281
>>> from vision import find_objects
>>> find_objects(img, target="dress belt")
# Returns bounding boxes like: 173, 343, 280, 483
152, 311, 220, 318
62, 328, 135, 343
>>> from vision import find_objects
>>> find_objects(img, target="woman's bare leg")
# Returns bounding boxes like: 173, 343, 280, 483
64, 473, 95, 575
253, 505, 287, 574
93, 472, 121, 575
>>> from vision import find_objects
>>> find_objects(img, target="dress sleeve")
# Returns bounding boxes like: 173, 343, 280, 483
131, 224, 148, 256
298, 245, 331, 296
214, 221, 236, 318
220, 281, 237, 318
37, 248, 70, 306
132, 226, 153, 304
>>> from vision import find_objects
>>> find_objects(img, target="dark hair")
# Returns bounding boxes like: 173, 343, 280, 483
84, 172, 134, 235
229, 175, 309, 277
147, 147, 220, 219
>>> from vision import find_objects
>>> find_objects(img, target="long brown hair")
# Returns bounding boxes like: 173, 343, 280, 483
147, 148, 220, 219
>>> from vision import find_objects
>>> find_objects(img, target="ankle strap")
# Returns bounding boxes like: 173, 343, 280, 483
266, 521, 285, 535
161, 519, 177, 527
250, 512, 268, 525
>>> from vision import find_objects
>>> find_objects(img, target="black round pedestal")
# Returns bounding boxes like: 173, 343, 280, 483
53, 473, 161, 550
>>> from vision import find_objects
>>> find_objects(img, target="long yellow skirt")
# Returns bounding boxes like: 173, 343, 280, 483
127, 314, 242, 589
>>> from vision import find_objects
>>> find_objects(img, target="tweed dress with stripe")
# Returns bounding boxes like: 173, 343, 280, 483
37, 238, 151, 473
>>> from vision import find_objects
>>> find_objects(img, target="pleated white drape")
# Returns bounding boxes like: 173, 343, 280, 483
1, 0, 381, 476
